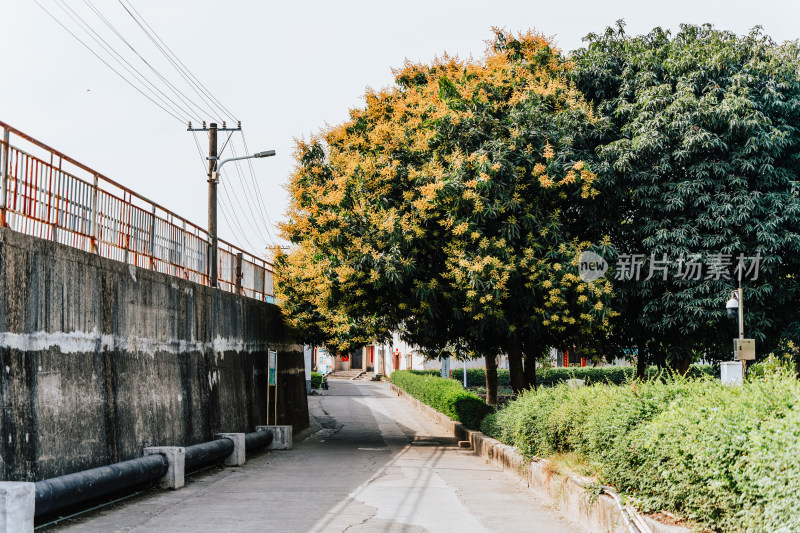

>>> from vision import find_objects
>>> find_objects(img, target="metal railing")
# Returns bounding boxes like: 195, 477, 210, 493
0, 121, 274, 302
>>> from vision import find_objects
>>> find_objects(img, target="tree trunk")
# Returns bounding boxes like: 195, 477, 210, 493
635, 344, 646, 380
649, 342, 667, 370
484, 353, 498, 407
507, 334, 525, 394
523, 342, 538, 390
669, 350, 692, 375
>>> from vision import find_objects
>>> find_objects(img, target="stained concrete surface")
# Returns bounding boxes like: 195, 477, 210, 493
0, 226, 307, 481
48, 381, 584, 532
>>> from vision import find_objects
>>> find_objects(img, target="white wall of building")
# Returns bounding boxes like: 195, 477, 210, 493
372, 331, 512, 377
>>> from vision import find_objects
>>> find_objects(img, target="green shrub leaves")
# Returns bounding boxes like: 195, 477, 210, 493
391, 370, 492, 429
487, 372, 800, 531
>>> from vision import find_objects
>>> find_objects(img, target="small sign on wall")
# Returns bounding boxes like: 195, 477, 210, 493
269, 350, 277, 385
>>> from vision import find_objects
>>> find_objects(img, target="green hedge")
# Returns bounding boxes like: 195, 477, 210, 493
451, 364, 715, 388
391, 370, 492, 429
311, 372, 323, 389
481, 367, 800, 532
451, 368, 511, 387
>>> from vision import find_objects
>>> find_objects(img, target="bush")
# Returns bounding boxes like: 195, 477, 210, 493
489, 368, 800, 532
391, 370, 492, 429
311, 372, 323, 389
451, 364, 715, 389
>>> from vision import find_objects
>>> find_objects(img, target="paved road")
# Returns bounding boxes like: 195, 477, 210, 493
50, 380, 583, 533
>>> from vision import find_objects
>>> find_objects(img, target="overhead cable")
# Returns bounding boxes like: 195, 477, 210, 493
240, 131, 280, 243
229, 140, 276, 245
52, 0, 197, 122
81, 0, 211, 122
33, 0, 185, 123
118, 0, 237, 123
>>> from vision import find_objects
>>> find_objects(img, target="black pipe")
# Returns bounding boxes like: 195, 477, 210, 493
34, 454, 168, 517
244, 430, 273, 452
184, 438, 234, 471
33, 433, 265, 519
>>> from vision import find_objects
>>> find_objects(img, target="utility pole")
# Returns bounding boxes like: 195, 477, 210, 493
188, 120, 242, 288
208, 123, 218, 287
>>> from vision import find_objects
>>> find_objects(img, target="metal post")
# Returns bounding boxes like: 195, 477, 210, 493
463, 358, 468, 388
262, 268, 267, 301
181, 220, 187, 278
274, 353, 279, 426
1, 127, 9, 227
737, 287, 744, 339
235, 252, 243, 295
149, 206, 156, 270
208, 123, 218, 288
123, 192, 131, 265
90, 175, 99, 253
738, 285, 745, 374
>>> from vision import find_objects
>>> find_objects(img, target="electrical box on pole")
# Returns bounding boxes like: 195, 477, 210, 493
734, 338, 756, 361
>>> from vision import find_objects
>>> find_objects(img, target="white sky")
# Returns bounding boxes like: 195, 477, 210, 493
2, 0, 799, 255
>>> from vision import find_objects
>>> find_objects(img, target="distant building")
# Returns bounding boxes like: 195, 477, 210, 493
312, 332, 513, 378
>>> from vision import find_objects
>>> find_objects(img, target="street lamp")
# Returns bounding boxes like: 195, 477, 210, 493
206, 149, 275, 287
212, 150, 276, 181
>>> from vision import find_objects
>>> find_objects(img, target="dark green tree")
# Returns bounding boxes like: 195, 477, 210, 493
572, 23, 800, 370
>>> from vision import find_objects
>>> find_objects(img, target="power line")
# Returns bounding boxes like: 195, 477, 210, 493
33, 0, 185, 123
117, 0, 237, 123
219, 181, 260, 251
81, 0, 211, 122
220, 161, 272, 245
52, 0, 197, 122
228, 141, 276, 245
38, 0, 268, 253
240, 131, 280, 243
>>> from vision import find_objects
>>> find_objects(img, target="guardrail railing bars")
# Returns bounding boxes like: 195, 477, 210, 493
0, 120, 274, 302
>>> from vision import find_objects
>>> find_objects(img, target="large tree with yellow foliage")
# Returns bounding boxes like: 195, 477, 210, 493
276, 30, 616, 399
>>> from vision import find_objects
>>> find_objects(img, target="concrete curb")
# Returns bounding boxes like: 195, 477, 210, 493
390, 384, 690, 533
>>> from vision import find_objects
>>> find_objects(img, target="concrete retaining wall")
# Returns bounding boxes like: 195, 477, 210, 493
390, 384, 690, 533
0, 226, 308, 481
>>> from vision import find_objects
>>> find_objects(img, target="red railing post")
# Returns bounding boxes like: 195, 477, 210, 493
0, 127, 8, 227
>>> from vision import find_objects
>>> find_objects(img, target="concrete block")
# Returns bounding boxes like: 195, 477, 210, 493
0, 482, 34, 533
143, 446, 185, 489
216, 433, 246, 466
256, 425, 293, 450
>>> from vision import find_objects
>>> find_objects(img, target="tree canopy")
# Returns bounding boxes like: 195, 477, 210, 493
572, 22, 800, 370
277, 30, 616, 395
